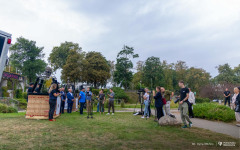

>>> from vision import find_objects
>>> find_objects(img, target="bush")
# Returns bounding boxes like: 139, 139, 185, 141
16, 98, 27, 110
104, 100, 109, 109
193, 103, 235, 122
15, 89, 23, 99
23, 92, 28, 99
0, 103, 18, 113
112, 87, 129, 102
1, 87, 9, 97
120, 100, 125, 108
195, 97, 210, 103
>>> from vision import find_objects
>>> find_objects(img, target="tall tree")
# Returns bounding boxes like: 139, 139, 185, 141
142, 56, 164, 88
61, 49, 85, 86
175, 61, 188, 82
10, 37, 47, 82
48, 42, 81, 71
114, 45, 139, 89
85, 51, 111, 88
214, 63, 236, 84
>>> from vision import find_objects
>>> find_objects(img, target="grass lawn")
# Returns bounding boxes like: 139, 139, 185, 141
0, 112, 239, 150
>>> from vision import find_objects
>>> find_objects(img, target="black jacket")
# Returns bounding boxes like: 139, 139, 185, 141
154, 92, 163, 108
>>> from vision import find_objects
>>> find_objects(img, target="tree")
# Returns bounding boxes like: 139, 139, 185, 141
61, 49, 85, 86
85, 51, 111, 88
10, 37, 47, 82
114, 45, 139, 89
48, 42, 81, 71
175, 61, 188, 82
142, 56, 164, 89
185, 67, 211, 93
214, 63, 236, 84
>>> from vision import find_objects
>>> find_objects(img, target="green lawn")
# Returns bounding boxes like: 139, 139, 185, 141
0, 112, 238, 150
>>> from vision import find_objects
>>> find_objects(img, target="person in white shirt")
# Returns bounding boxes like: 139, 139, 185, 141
188, 88, 195, 118
142, 88, 150, 119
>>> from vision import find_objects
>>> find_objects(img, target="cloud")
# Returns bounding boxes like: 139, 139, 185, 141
1, 0, 240, 81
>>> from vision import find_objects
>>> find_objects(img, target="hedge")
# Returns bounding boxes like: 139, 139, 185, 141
193, 103, 235, 122
16, 98, 28, 110
0, 103, 18, 113
195, 97, 210, 103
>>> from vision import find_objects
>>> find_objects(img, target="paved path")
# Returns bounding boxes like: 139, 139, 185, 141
127, 108, 240, 139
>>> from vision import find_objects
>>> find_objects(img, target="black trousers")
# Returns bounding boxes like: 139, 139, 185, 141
225, 98, 230, 106
148, 105, 151, 117
60, 101, 65, 114
108, 100, 115, 113
188, 103, 194, 118
80, 102, 85, 114
49, 100, 56, 120
156, 106, 164, 120
67, 102, 73, 113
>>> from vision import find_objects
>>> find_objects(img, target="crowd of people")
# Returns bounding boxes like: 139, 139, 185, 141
47, 85, 115, 121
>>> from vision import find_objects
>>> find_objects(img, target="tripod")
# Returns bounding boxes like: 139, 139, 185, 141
133, 92, 144, 115
87, 100, 94, 119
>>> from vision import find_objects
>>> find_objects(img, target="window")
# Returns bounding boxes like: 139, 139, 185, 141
0, 36, 5, 57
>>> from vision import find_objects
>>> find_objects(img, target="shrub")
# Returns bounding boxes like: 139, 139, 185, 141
104, 100, 109, 109
16, 98, 27, 110
120, 100, 125, 108
112, 87, 129, 102
15, 89, 23, 99
23, 92, 28, 99
193, 103, 235, 122
0, 103, 18, 113
195, 97, 210, 103
1, 87, 9, 97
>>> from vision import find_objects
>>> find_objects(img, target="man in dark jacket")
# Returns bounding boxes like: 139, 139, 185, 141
67, 89, 74, 113
27, 83, 34, 102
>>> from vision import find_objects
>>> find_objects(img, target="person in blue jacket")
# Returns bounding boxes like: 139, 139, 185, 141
153, 86, 164, 120
78, 87, 86, 115
67, 89, 74, 113
60, 87, 66, 114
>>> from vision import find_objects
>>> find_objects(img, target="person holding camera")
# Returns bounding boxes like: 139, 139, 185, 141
142, 88, 150, 119
98, 89, 105, 115
60, 88, 66, 114
85, 87, 92, 115
48, 83, 60, 121
67, 89, 74, 113
153, 86, 164, 120
79, 87, 86, 115
178, 80, 192, 128
107, 88, 115, 115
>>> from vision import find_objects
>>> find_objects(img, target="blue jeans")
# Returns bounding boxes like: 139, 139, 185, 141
144, 100, 149, 117
97, 102, 104, 112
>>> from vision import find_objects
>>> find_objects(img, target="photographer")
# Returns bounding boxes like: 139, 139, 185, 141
60, 88, 66, 114
85, 87, 92, 115
178, 80, 192, 128
48, 83, 60, 121
141, 88, 150, 119
98, 89, 105, 115
67, 89, 74, 113
153, 86, 164, 120
107, 88, 115, 115
79, 87, 86, 115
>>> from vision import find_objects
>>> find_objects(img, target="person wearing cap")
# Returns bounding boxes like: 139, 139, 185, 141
78, 87, 86, 115
27, 83, 34, 102
33, 84, 41, 94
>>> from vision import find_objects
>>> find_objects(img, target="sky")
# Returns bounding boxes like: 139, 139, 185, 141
1, 0, 240, 81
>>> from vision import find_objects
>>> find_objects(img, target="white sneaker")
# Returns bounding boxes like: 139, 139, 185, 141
106, 113, 110, 115
112, 113, 114, 115
141, 116, 145, 119
134, 112, 139, 116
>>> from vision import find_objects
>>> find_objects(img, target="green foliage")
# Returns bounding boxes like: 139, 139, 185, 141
114, 45, 139, 89
1, 87, 9, 97
0, 103, 18, 113
92, 89, 108, 96
193, 103, 235, 122
195, 97, 210, 103
22, 92, 28, 99
16, 98, 27, 110
214, 63, 237, 84
85, 51, 111, 88
61, 49, 85, 84
14, 89, 23, 99
120, 100, 125, 108
112, 87, 129, 102
10, 37, 47, 82
48, 42, 81, 71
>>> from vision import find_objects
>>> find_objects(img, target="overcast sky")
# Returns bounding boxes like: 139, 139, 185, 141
1, 0, 240, 81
